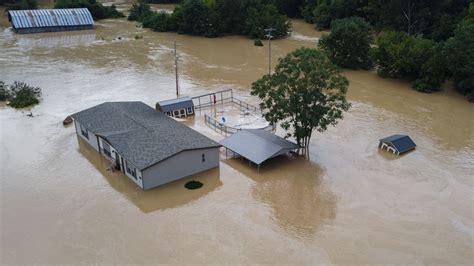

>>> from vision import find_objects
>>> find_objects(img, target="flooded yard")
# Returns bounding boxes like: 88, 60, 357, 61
0, 4, 473, 264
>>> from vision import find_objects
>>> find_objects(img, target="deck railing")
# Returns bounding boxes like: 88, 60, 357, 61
204, 113, 275, 136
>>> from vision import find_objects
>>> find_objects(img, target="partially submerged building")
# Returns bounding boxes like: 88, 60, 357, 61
379, 134, 416, 155
220, 129, 299, 169
156, 97, 195, 118
71, 102, 221, 190
8, 8, 94, 34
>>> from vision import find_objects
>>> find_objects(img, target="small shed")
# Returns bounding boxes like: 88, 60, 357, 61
379, 134, 416, 155
156, 97, 194, 118
8, 8, 94, 34
220, 129, 300, 169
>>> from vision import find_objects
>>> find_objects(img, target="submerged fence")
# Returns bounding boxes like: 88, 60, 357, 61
192, 89, 260, 113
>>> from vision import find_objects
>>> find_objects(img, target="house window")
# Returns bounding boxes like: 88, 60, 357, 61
187, 107, 193, 115
102, 140, 111, 158
166, 111, 172, 116
125, 160, 137, 179
173, 110, 180, 117
180, 109, 185, 115
202, 154, 205, 162
80, 124, 89, 139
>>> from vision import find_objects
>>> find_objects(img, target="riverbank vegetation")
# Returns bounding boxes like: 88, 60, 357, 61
128, 0, 290, 39
314, 2, 473, 101
0, 81, 42, 108
1, 0, 124, 19
55, 0, 124, 19
0, 0, 37, 10
251, 47, 350, 155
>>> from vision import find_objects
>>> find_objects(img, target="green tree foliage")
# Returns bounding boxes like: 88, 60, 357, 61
371, 31, 446, 93
1, 0, 37, 10
0, 81, 10, 101
244, 2, 290, 39
319, 17, 373, 69
251, 48, 350, 154
444, 8, 474, 101
128, 0, 290, 39
0, 81, 42, 108
55, 0, 125, 20
301, 0, 471, 41
128, 1, 154, 22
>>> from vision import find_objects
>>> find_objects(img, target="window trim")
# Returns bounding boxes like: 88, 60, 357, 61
80, 123, 89, 139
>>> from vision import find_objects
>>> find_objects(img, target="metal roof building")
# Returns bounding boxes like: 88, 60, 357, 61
379, 134, 416, 155
156, 96, 194, 118
8, 8, 94, 34
220, 129, 300, 169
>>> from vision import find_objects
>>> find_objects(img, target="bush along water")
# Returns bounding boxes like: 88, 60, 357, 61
55, 0, 125, 20
0, 81, 42, 108
128, 0, 290, 39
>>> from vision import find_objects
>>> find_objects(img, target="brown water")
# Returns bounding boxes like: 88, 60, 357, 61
1, 5, 473, 264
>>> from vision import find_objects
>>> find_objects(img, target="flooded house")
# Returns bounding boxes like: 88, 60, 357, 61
379, 134, 416, 155
71, 102, 221, 190
7, 8, 94, 34
156, 96, 194, 118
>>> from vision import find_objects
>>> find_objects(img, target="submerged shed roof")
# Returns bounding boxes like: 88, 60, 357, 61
220, 129, 299, 165
380, 134, 416, 154
157, 96, 194, 112
8, 8, 94, 29
71, 102, 220, 170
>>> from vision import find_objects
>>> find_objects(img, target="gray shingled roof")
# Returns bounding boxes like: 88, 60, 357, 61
220, 129, 300, 165
71, 102, 220, 170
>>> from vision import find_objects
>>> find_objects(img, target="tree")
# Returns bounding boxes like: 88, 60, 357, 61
244, 3, 290, 39
55, 0, 124, 20
1, 0, 37, 10
444, 6, 474, 101
371, 31, 446, 92
319, 17, 373, 69
251, 48, 350, 155
0, 81, 42, 108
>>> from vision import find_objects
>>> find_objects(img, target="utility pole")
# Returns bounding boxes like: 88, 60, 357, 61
264, 28, 275, 75
174, 40, 179, 98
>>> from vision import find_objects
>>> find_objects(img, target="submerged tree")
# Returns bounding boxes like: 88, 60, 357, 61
251, 48, 350, 156
319, 16, 373, 70
444, 5, 474, 101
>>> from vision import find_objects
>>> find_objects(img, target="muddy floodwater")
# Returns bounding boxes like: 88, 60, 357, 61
1, 4, 473, 264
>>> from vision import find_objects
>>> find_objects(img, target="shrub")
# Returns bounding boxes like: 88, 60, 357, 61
185, 180, 203, 190
6, 81, 42, 108
319, 17, 373, 70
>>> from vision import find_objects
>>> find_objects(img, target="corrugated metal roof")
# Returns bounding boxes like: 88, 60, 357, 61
8, 8, 94, 29
220, 129, 299, 165
157, 96, 194, 112
380, 134, 416, 154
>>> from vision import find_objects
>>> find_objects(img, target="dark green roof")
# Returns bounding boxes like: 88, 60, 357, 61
71, 102, 220, 170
